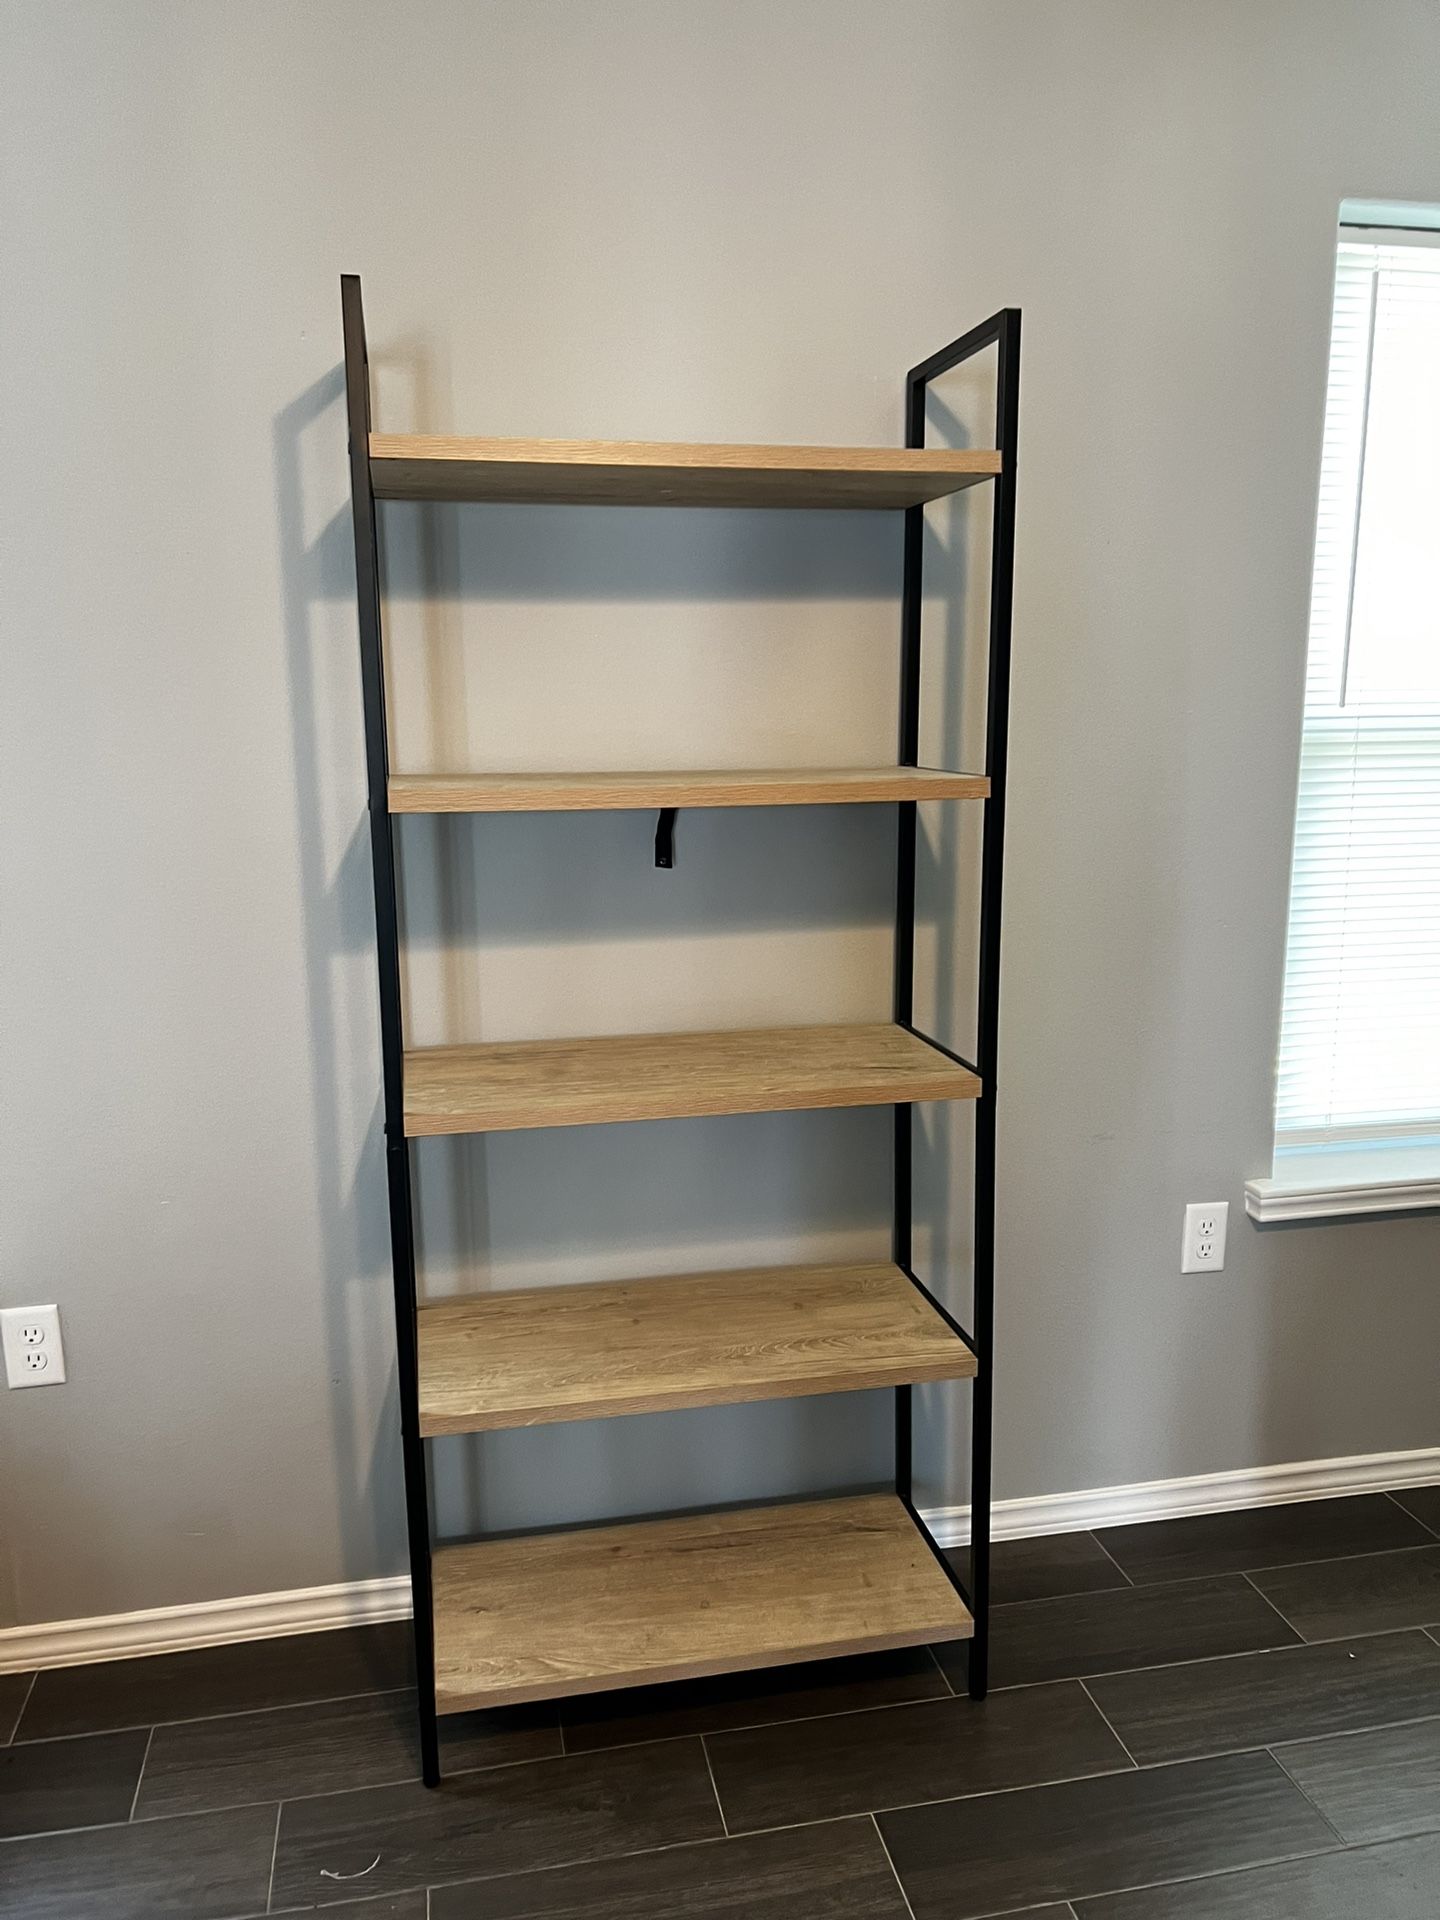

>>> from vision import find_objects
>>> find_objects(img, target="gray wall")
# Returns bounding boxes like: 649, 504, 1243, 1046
3, 0, 1438, 1630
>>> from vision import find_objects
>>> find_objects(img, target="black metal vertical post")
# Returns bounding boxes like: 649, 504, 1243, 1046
967, 309, 1020, 1700
892, 374, 928, 1508
340, 275, 442, 1787
894, 311, 1020, 1700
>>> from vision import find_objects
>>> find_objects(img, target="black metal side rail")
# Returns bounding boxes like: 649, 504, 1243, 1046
892, 310, 1020, 1696
341, 276, 442, 1787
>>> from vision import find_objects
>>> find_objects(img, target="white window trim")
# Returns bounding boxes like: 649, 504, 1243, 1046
1245, 1172, 1440, 1223
1251, 211, 1440, 1224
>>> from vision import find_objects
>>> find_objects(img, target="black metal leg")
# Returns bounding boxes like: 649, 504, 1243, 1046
893, 310, 1020, 1697
387, 1141, 441, 1782
967, 307, 1021, 1699
341, 275, 442, 1787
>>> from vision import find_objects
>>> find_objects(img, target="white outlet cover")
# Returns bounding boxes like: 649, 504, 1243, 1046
2, 1304, 65, 1388
1181, 1201, 1229, 1274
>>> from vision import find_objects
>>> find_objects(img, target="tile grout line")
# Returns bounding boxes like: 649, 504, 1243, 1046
704, 1707, 1440, 1849
975, 1841, 1343, 1918
992, 1620, 1440, 1695
7, 1671, 38, 1744
264, 1801, 281, 1914
985, 1533, 1440, 1621
1234, 1565, 1334, 1642
550, 1679, 959, 1761
129, 1736, 577, 1823
925, 1642, 957, 1696
1268, 1704, 1440, 1757
869, 1811, 919, 1920
373, 1831, 765, 1907
1047, 1705, 1440, 1778
126, 1726, 155, 1821
1385, 1489, 1440, 1541
699, 1733, 729, 1837
1085, 1532, 1136, 1588
1094, 1530, 1440, 1589
1076, 1678, 1140, 1769
728, 1758, 1140, 1838
6, 1682, 413, 1747
1266, 1743, 1350, 1849
1244, 1538, 1440, 1582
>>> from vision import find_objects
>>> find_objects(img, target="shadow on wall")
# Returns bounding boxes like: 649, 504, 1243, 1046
273, 367, 408, 1595
271, 337, 996, 1552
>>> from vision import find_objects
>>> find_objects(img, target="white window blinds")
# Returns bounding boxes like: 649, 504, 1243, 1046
1270, 229, 1440, 1193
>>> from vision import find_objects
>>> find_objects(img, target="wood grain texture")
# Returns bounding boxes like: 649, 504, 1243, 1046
369, 435, 1000, 508
404, 1022, 980, 1137
418, 1261, 975, 1435
389, 765, 988, 813
431, 1494, 972, 1712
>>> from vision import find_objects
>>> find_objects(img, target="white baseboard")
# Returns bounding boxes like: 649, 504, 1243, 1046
4, 1443, 1438, 1675
924, 1443, 1440, 1548
0, 1574, 411, 1676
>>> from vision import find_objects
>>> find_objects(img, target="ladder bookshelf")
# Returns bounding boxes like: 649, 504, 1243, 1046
340, 277, 1019, 1786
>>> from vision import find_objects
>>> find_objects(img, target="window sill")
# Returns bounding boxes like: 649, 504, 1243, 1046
1244, 1174, 1440, 1223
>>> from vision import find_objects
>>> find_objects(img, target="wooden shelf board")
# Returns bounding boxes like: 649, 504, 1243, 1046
404, 1022, 980, 1137
389, 765, 988, 814
370, 434, 1000, 508
432, 1492, 973, 1712
418, 1260, 975, 1436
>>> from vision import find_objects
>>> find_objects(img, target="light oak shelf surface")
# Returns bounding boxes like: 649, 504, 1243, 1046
370, 434, 1000, 509
417, 1260, 976, 1436
432, 1492, 973, 1712
389, 765, 988, 813
404, 1022, 980, 1137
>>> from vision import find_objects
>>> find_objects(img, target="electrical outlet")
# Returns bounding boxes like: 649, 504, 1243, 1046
2, 1304, 65, 1388
1181, 1202, 1229, 1274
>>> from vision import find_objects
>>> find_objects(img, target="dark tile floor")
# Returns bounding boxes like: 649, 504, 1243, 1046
4, 1487, 1440, 1917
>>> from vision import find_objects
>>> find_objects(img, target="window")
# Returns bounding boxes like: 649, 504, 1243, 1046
1248, 209, 1440, 1222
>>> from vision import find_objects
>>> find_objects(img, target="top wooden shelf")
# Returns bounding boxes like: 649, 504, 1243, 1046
369, 435, 1001, 509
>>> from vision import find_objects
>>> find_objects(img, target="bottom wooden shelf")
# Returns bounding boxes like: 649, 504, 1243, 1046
432, 1491, 972, 1713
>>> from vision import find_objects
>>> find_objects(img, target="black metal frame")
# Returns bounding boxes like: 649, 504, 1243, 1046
340, 273, 1017, 1780
892, 310, 1020, 1700
341, 276, 442, 1785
